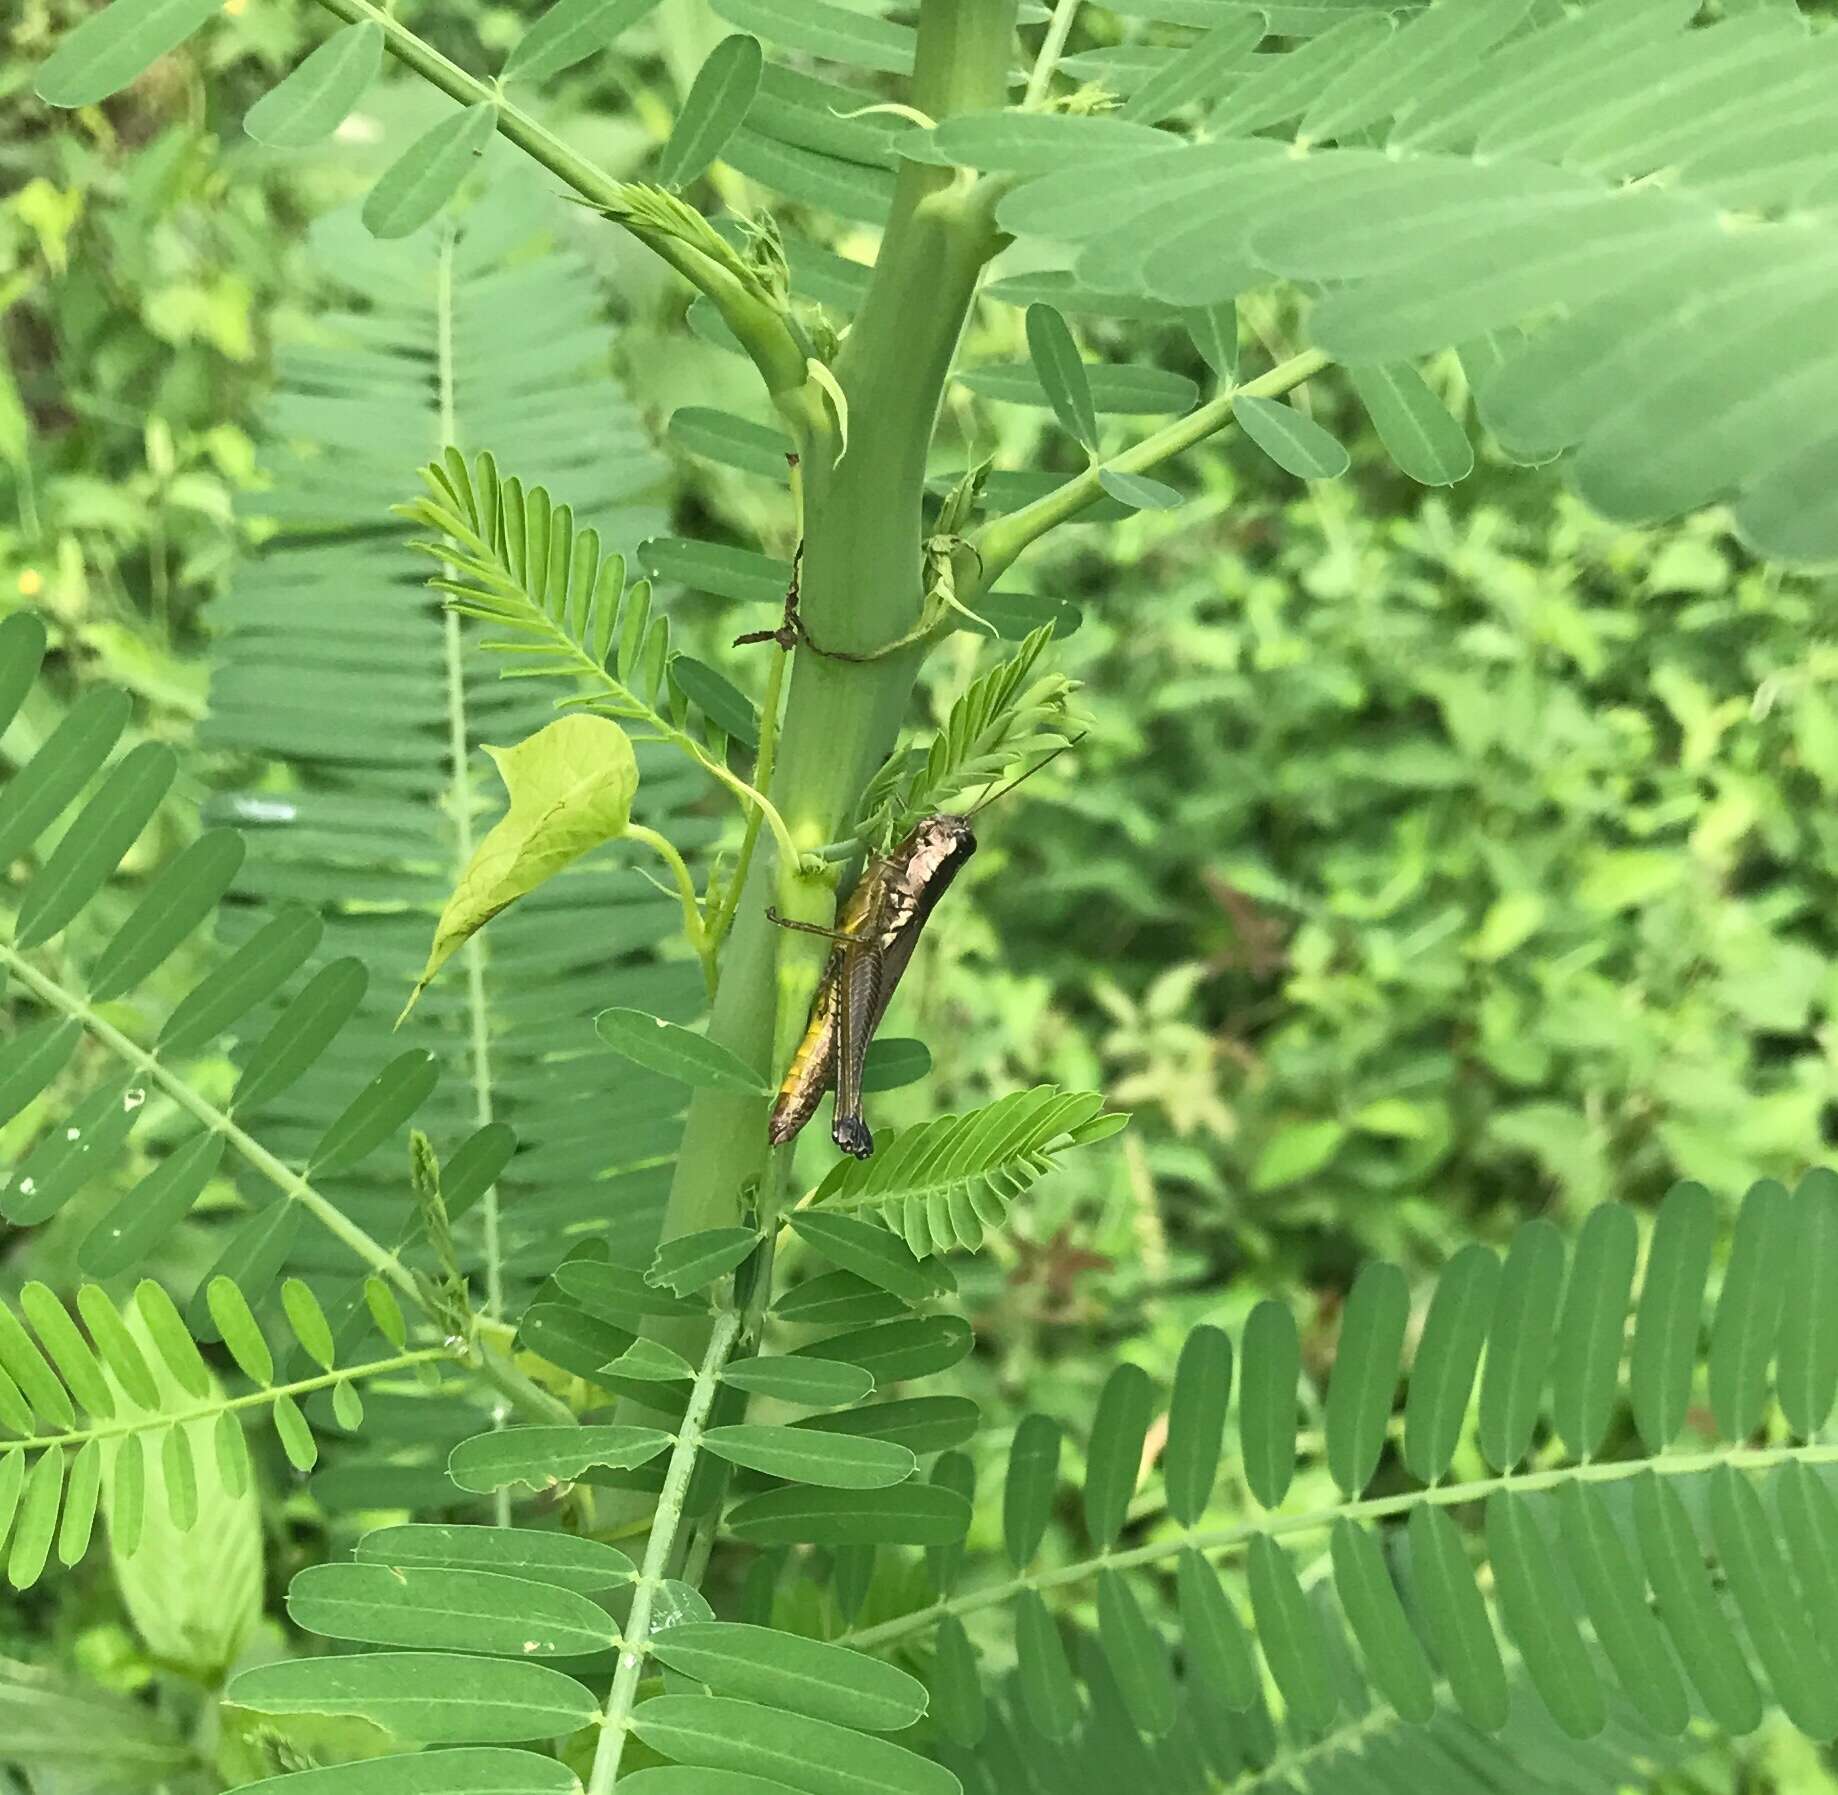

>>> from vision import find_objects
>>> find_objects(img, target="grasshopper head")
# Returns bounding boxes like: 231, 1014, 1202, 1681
914, 813, 976, 864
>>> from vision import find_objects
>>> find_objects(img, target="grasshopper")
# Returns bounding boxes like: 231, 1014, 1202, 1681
766, 742, 1076, 1158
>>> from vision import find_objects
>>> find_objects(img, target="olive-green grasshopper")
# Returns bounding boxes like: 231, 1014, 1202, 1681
766, 740, 1077, 1158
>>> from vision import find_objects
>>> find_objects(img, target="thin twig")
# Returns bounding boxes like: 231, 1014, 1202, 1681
1025, 0, 1083, 106
627, 823, 713, 994
304, 0, 808, 397
706, 644, 789, 961
5, 1348, 448, 1453
841, 1432, 1838, 1652
970, 348, 1334, 591
585, 1307, 742, 1792
0, 943, 575, 1429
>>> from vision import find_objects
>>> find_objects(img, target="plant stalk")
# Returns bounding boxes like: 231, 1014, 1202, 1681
971, 348, 1334, 590
0, 942, 573, 1429
842, 1431, 1838, 1652
646, 0, 1023, 1282
4, 1347, 449, 1454
304, 0, 808, 396
585, 1306, 742, 1792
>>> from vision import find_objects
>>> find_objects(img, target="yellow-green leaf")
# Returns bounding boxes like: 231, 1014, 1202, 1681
405, 716, 637, 1016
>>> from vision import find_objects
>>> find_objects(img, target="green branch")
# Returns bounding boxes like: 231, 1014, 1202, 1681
1024, 0, 1083, 106
304, 0, 809, 397
5, 1347, 448, 1454
432, 230, 508, 1341
704, 644, 788, 963
0, 942, 421, 1302
586, 1306, 742, 1793
0, 942, 572, 1429
970, 348, 1334, 592
627, 824, 713, 994
841, 1433, 1838, 1652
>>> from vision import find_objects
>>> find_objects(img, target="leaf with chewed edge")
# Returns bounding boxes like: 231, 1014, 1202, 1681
448, 1424, 672, 1493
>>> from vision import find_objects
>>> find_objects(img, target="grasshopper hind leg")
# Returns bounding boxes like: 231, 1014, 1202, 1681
832, 1116, 874, 1159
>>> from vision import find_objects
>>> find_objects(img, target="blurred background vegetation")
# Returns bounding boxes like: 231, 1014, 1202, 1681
5, 0, 1837, 1766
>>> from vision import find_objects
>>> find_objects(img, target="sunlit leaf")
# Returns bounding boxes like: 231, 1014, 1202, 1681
408, 715, 638, 1013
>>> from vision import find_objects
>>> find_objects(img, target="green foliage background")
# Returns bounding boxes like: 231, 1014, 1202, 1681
6, 0, 1838, 1791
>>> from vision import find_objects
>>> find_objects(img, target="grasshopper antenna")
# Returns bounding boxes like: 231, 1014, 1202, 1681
963, 731, 1086, 818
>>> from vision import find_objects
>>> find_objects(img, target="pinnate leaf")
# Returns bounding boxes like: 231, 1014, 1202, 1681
1097, 467, 1183, 511
505, 0, 664, 83
287, 1562, 619, 1656
721, 1354, 874, 1406
650, 1622, 927, 1731
231, 1749, 582, 1793
725, 1482, 968, 1547
1025, 303, 1099, 451
646, 1226, 761, 1295
701, 1424, 915, 1490
356, 1522, 635, 1591
630, 1692, 954, 1795
226, 1652, 597, 1744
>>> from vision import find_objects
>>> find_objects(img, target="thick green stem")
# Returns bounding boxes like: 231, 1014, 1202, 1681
648, 0, 1022, 1274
